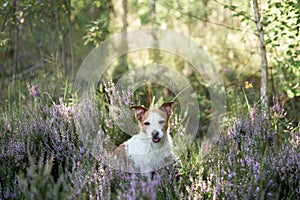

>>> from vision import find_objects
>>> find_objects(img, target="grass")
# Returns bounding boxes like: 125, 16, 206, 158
0, 80, 299, 200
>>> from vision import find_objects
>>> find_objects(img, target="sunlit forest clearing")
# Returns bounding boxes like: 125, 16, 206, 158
0, 0, 299, 199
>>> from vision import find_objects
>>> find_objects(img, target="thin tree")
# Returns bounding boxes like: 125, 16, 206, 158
122, 0, 128, 54
251, 0, 268, 111
12, 0, 20, 83
151, 0, 156, 19
113, 0, 128, 80
150, 0, 160, 62
55, 4, 67, 77
66, 0, 75, 80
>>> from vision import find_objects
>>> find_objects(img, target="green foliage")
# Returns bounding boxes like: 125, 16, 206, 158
83, 0, 112, 46
263, 0, 300, 99
83, 16, 110, 46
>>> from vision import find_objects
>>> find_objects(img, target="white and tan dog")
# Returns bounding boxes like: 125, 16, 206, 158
115, 102, 175, 173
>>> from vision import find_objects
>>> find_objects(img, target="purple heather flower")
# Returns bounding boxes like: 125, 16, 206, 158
245, 155, 254, 167
270, 96, 287, 118
227, 154, 233, 167
250, 107, 259, 121
228, 172, 236, 179
239, 158, 245, 168
256, 187, 260, 193
266, 192, 273, 197
28, 84, 39, 98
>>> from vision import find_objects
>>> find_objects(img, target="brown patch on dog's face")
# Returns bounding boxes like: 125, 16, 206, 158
159, 102, 174, 119
131, 105, 148, 122
140, 111, 150, 133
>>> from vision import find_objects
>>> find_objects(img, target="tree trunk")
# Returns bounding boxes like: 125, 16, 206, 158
67, 0, 74, 80
150, 0, 160, 62
12, 0, 20, 83
203, 0, 209, 27
151, 0, 156, 19
122, 0, 127, 32
251, 0, 268, 111
122, 0, 128, 66
55, 6, 67, 76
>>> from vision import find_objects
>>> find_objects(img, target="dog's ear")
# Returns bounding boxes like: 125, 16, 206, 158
131, 106, 148, 122
159, 102, 174, 119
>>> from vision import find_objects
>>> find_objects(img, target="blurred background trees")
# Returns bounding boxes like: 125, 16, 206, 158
0, 0, 299, 120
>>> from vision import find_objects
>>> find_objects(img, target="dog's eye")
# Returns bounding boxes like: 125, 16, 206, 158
159, 120, 165, 124
144, 122, 150, 126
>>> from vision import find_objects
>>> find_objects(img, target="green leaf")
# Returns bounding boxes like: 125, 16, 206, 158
274, 2, 281, 8
287, 89, 295, 98
230, 5, 237, 10
266, 38, 272, 44
288, 44, 295, 48
286, 50, 292, 56
94, 1, 101, 8
288, 35, 295, 39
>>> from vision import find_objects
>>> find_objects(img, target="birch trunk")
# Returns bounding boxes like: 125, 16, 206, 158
122, 0, 128, 68
252, 0, 268, 111
151, 0, 156, 19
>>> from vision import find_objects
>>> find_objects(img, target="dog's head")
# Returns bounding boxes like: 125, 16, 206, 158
131, 102, 174, 143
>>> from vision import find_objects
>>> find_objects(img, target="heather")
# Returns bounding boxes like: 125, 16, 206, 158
0, 82, 299, 200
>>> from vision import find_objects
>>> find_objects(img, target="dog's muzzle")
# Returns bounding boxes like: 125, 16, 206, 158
151, 130, 161, 143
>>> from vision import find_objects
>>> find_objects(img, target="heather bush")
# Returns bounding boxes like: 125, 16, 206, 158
0, 82, 299, 199
184, 102, 300, 199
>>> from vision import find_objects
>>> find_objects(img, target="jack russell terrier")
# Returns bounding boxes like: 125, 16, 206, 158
114, 102, 176, 173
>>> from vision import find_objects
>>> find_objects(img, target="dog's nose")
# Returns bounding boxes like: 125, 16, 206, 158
152, 130, 159, 137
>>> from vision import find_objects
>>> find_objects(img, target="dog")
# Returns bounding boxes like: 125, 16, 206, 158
114, 102, 176, 173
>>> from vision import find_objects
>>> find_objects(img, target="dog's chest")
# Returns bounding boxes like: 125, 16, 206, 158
124, 134, 173, 172
124, 134, 151, 153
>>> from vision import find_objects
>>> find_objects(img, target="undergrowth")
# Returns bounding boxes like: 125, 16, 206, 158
0, 82, 299, 200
